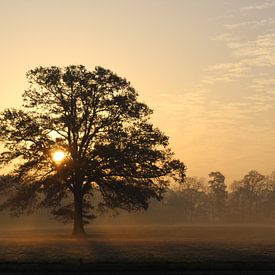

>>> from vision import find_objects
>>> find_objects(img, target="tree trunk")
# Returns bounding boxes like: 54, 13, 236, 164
72, 191, 86, 238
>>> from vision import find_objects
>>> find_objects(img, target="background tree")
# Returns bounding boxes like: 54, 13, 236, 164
230, 170, 265, 222
208, 171, 227, 223
178, 177, 208, 222
0, 65, 185, 237
260, 171, 275, 221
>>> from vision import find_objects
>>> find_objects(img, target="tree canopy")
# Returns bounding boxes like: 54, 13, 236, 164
0, 65, 185, 236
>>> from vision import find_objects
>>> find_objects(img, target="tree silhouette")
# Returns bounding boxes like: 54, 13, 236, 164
230, 170, 264, 222
179, 177, 208, 222
0, 65, 185, 237
208, 171, 227, 223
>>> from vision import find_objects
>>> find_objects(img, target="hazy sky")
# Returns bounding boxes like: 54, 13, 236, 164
0, 0, 275, 184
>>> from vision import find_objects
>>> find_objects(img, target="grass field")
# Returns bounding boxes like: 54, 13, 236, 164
0, 224, 275, 272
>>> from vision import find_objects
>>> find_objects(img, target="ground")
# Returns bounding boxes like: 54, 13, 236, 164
0, 224, 275, 273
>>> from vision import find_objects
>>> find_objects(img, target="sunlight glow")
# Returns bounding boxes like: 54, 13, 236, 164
52, 150, 65, 164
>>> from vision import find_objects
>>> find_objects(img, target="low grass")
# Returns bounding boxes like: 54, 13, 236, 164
0, 224, 275, 272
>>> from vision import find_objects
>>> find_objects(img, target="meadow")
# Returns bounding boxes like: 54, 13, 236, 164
0, 224, 275, 272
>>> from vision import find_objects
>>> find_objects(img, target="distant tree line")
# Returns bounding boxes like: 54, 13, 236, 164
115, 170, 275, 224
1, 170, 275, 225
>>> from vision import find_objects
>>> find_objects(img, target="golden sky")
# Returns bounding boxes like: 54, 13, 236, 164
0, 0, 275, 184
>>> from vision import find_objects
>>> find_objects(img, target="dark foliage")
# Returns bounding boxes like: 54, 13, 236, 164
133, 170, 275, 224
0, 65, 185, 235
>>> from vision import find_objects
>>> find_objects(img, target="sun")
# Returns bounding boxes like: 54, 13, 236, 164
52, 150, 65, 163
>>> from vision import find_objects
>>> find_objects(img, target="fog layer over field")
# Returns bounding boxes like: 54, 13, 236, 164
2, 172, 275, 230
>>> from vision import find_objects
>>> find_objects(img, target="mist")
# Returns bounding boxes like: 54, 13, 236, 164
2, 169, 275, 229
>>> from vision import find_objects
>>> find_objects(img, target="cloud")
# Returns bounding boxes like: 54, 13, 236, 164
156, 0, 275, 154
149, 1, 275, 182
206, 7, 275, 95
158, 20, 275, 131
240, 1, 275, 12
224, 22, 251, 30
151, 3, 275, 140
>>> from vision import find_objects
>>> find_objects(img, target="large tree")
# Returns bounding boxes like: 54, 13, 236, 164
0, 65, 185, 237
